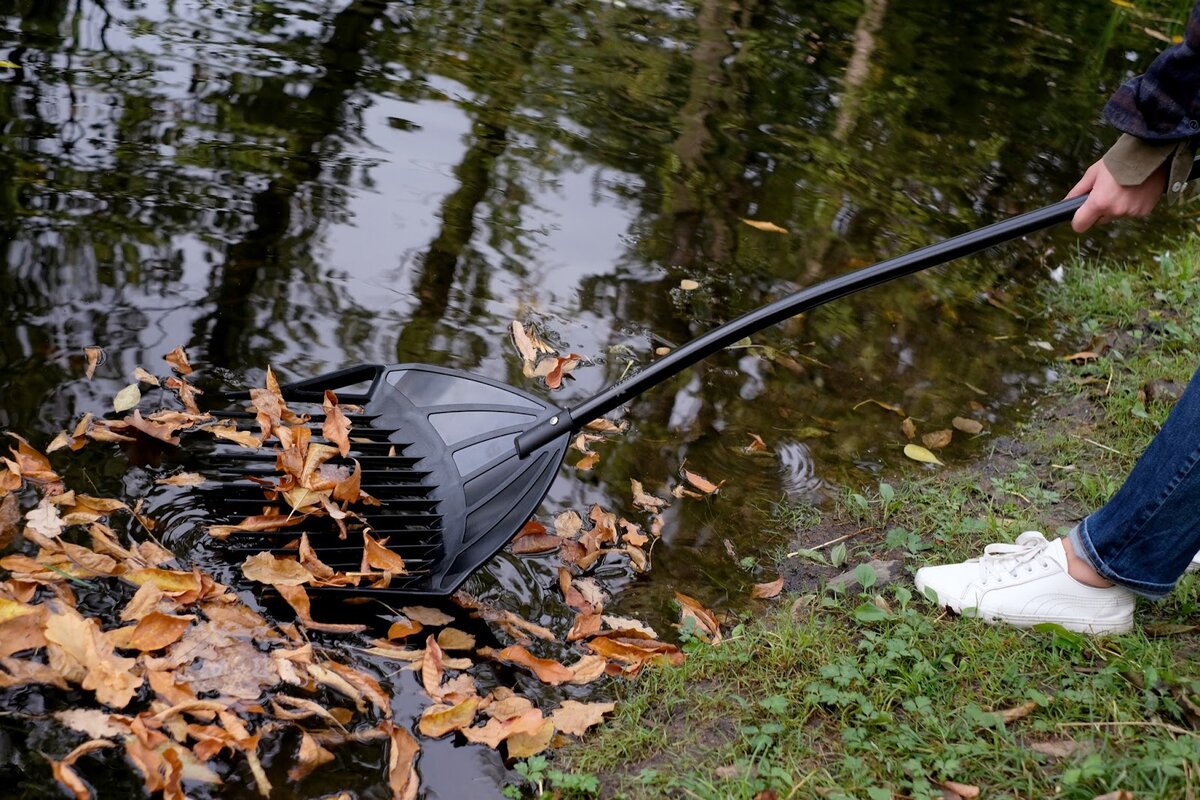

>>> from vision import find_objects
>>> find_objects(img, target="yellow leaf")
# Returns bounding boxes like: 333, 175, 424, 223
740, 218, 789, 234
126, 568, 201, 595
505, 719, 555, 758
241, 552, 313, 586
418, 696, 480, 738
113, 383, 142, 413
0, 61, 20, 69
436, 628, 476, 651
904, 444, 944, 466
549, 700, 615, 737
402, 606, 455, 626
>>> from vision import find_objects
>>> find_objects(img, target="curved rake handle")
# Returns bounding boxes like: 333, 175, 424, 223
516, 158, 1199, 457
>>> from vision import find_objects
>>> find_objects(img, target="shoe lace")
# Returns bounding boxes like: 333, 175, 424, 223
979, 531, 1051, 583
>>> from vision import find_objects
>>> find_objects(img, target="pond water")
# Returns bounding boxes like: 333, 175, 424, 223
0, 0, 1195, 796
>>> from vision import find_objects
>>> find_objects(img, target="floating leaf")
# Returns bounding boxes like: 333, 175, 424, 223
133, 366, 160, 386
901, 417, 917, 440
675, 591, 721, 643
436, 628, 476, 651
631, 479, 667, 512
854, 398, 906, 417
418, 696, 480, 738
505, 719, 555, 758
682, 469, 724, 495
155, 472, 206, 487
387, 615, 423, 640
113, 384, 142, 413
575, 452, 600, 471
922, 429, 953, 450
164, 346, 193, 375
384, 722, 420, 800
0, 60, 20, 69
952, 416, 984, 435
402, 606, 455, 626
679, 278, 700, 291
127, 612, 194, 652
740, 218, 789, 234
485, 645, 574, 685
84, 347, 103, 379
241, 552, 313, 586
745, 433, 768, 452
903, 444, 944, 466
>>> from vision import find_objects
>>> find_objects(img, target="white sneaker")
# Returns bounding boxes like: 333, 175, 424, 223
1189, 552, 1200, 574
914, 531, 1135, 635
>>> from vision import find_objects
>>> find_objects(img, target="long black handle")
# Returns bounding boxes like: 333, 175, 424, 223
515, 194, 1086, 455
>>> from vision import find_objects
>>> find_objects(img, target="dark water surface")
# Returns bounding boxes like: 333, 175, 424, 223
1, 0, 1196, 796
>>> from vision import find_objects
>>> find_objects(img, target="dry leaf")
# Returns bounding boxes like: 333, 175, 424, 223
682, 469, 724, 495
207, 422, 262, 449
133, 366, 160, 386
387, 615, 423, 640
630, 479, 666, 512
854, 398, 906, 417
418, 696, 481, 738
288, 733, 334, 783
384, 722, 420, 800
164, 346, 193, 375
362, 531, 408, 574
241, 552, 313, 586
49, 739, 116, 800
751, 576, 785, 599
740, 218, 789, 234
322, 390, 352, 457
436, 628, 476, 651
745, 433, 768, 452
402, 606, 455, 626
675, 592, 721, 643
550, 700, 615, 736
486, 645, 574, 685
575, 452, 600, 471
952, 416, 984, 435
113, 384, 142, 413
921, 429, 953, 450
274, 584, 367, 634
679, 278, 700, 290
155, 473, 207, 487
903, 444, 944, 466
84, 347, 103, 379
937, 780, 980, 799
901, 417, 917, 440
511, 321, 539, 364
505, 719, 555, 758
26, 500, 65, 538
127, 612, 194, 652
1060, 351, 1100, 362
44, 606, 142, 708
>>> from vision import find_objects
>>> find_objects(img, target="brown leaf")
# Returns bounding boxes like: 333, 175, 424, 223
511, 321, 539, 364
155, 472, 206, 487
630, 479, 667, 512
418, 696, 481, 738
125, 568, 201, 597
996, 699, 1042, 723
241, 552, 313, 586
486, 645, 574, 685
544, 354, 581, 390
937, 780, 980, 799
127, 612, 194, 652
322, 390, 352, 457
461, 709, 545, 749
288, 733, 334, 783
44, 605, 142, 708
922, 429, 953, 450
207, 510, 303, 539
387, 615, 424, 640
952, 416, 984, 435
587, 634, 685, 669
274, 584, 367, 634
8, 433, 61, 484
853, 398, 906, 417
751, 576, 785, 599
164, 346, 193, 375
567, 654, 608, 685
403, 606, 455, 626
384, 722, 420, 800
207, 422, 262, 449
133, 366, 159, 386
49, 739, 116, 800
682, 469, 724, 495
0, 604, 48, 659
550, 700, 615, 736
436, 628, 476, 651
421, 635, 445, 698
901, 417, 917, 440
746, 433, 768, 452
363, 532, 408, 574
124, 410, 181, 445
505, 719, 555, 758
511, 530, 562, 555
575, 452, 600, 471
1060, 350, 1101, 362
675, 591, 721, 643
0, 494, 17, 549
84, 346, 103, 379
740, 218, 789, 234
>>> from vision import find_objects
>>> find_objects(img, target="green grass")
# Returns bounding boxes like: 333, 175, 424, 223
545, 240, 1200, 799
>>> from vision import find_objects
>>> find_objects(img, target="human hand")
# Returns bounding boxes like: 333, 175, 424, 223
1066, 157, 1167, 233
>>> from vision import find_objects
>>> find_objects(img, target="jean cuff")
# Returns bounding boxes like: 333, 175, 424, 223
1071, 519, 1173, 600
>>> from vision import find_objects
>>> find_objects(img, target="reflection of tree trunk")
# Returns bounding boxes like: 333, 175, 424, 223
194, 0, 388, 367
392, 0, 553, 363
665, 0, 743, 269
833, 0, 888, 142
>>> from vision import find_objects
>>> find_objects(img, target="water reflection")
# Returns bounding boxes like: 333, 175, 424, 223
0, 0, 1196, 794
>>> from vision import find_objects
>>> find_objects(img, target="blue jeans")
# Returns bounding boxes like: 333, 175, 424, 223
1070, 365, 1200, 598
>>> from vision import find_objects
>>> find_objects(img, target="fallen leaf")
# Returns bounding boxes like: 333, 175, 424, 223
55, 709, 132, 739
462, 709, 545, 749
952, 416, 984, 435
740, 218, 789, 234
995, 698, 1043, 723
436, 628, 476, 651
751, 576, 785, 599
506, 719, 555, 758
922, 429, 953, 449
84, 347, 103, 379
8, 433, 61, 483
511, 321, 539, 364
113, 384, 142, 413
26, 500, 65, 538
544, 354, 581, 390
630, 479, 667, 512
125, 568, 201, 596
127, 612, 194, 652
288, 732, 334, 783
936, 780, 980, 799
362, 531, 408, 574
1060, 351, 1101, 362
387, 615, 423, 640
155, 473, 207, 487
44, 605, 142, 708
322, 390, 352, 457
274, 584, 367, 634
679, 278, 700, 290
682, 469, 724, 495
486, 645, 574, 685
241, 552, 313, 586
49, 739, 116, 800
418, 696, 481, 738
133, 367, 160, 386
402, 606, 455, 626
550, 700, 615, 737
901, 417, 917, 440
207, 422, 262, 449
903, 444, 944, 466
675, 591, 721, 643
384, 722, 420, 800
164, 346, 193, 375
745, 433, 768, 452
854, 398, 905, 417
575, 452, 599, 471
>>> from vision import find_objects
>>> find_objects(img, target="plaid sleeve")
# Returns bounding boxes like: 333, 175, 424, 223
1104, 1, 1200, 141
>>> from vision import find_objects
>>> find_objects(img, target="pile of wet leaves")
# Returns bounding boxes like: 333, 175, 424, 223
0, 344, 747, 798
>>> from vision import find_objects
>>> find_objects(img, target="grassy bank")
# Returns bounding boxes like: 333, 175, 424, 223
542, 240, 1200, 799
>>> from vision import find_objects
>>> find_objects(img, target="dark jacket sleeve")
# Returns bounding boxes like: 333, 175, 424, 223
1104, 1, 1200, 140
